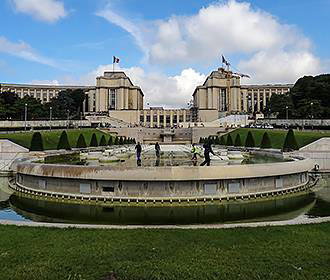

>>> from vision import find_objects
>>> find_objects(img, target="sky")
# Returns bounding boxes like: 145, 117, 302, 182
0, 0, 329, 108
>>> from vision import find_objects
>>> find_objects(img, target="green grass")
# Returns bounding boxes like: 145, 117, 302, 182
0, 223, 330, 279
226, 128, 330, 149
0, 129, 113, 150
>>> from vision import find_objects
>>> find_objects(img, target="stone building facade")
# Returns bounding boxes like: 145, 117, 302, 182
1, 68, 293, 126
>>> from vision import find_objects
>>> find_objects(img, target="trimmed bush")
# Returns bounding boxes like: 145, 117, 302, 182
90, 133, 98, 147
245, 131, 255, 148
226, 134, 233, 146
283, 129, 299, 151
215, 136, 221, 145
57, 131, 71, 150
99, 135, 107, 146
260, 132, 272, 149
30, 132, 44, 151
114, 136, 119, 145
219, 136, 225, 145
234, 134, 242, 147
108, 136, 113, 146
119, 136, 124, 145
76, 134, 87, 148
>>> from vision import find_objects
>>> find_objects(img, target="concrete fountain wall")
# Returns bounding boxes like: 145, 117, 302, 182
10, 155, 315, 205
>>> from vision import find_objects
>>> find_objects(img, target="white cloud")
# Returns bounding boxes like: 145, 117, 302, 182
81, 64, 206, 108
0, 36, 57, 67
10, 0, 67, 23
98, 0, 324, 84
239, 51, 321, 84
30, 79, 60, 85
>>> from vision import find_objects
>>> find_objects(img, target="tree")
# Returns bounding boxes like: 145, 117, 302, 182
283, 129, 299, 151
30, 132, 44, 151
49, 89, 85, 120
90, 133, 98, 147
99, 135, 107, 146
76, 134, 87, 148
57, 131, 71, 150
234, 134, 242, 147
226, 134, 233, 146
245, 131, 255, 148
260, 132, 272, 149
108, 136, 113, 146
290, 74, 330, 118
268, 94, 293, 118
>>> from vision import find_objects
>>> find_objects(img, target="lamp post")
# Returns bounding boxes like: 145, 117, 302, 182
285, 106, 289, 120
311, 102, 314, 130
24, 103, 27, 132
310, 102, 314, 119
49, 106, 52, 130
67, 109, 69, 129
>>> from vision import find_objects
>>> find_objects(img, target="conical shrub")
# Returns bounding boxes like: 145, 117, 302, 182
260, 132, 272, 149
30, 132, 44, 151
283, 129, 299, 151
114, 136, 119, 145
108, 136, 113, 146
119, 136, 124, 145
99, 135, 107, 146
226, 134, 233, 146
57, 131, 71, 150
90, 133, 98, 147
76, 134, 87, 148
234, 134, 242, 147
219, 136, 225, 145
245, 131, 255, 148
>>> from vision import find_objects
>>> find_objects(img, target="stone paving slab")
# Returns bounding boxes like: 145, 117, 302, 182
1, 216, 330, 230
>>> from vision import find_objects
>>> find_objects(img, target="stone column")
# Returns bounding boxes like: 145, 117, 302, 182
257, 90, 261, 112
251, 92, 255, 113
263, 91, 267, 109
157, 110, 160, 127
176, 111, 180, 125
143, 111, 147, 127
125, 88, 129, 109
163, 111, 167, 127
150, 109, 154, 128
183, 110, 186, 123
170, 111, 173, 127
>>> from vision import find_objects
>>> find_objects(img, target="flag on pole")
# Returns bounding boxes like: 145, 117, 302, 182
113, 56, 120, 63
221, 55, 230, 66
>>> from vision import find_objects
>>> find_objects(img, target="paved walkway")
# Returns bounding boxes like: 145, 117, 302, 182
1, 216, 330, 230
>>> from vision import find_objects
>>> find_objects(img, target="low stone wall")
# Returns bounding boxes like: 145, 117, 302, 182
293, 138, 330, 172
12, 156, 315, 204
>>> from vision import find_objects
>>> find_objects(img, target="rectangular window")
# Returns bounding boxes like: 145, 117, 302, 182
228, 181, 240, 193
275, 176, 283, 188
220, 88, 226, 111
108, 89, 116, 110
204, 183, 217, 195
80, 183, 91, 194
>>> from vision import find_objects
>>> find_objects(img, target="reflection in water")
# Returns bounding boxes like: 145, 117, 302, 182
306, 175, 330, 218
9, 194, 315, 225
1, 175, 330, 225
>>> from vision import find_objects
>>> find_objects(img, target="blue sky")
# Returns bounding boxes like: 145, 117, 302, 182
0, 0, 329, 107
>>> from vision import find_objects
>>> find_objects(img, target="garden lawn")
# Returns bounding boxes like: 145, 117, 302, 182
0, 129, 113, 150
0, 223, 330, 280
226, 128, 330, 149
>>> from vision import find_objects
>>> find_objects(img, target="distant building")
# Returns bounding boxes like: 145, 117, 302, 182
1, 67, 293, 126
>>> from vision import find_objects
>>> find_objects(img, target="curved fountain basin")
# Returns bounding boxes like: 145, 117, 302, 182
10, 147, 315, 206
